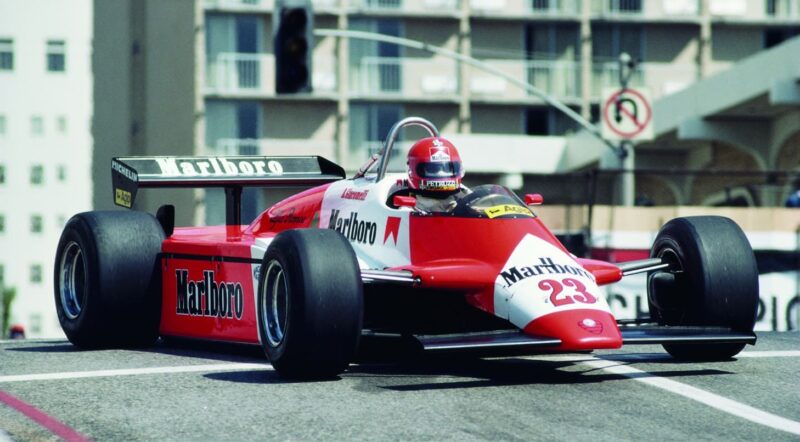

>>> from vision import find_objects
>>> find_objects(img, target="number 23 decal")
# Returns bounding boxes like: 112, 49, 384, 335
538, 278, 598, 307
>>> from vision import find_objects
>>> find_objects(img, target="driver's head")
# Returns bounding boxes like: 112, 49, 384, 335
407, 137, 464, 196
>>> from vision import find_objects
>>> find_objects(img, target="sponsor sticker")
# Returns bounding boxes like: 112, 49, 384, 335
268, 206, 305, 224
155, 157, 284, 177
115, 188, 132, 208
175, 270, 244, 320
112, 160, 138, 181
340, 188, 369, 201
420, 179, 457, 191
493, 233, 613, 326
329, 209, 378, 245
484, 204, 533, 218
429, 148, 451, 162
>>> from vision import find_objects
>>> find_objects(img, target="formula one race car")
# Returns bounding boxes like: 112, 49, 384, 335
54, 117, 758, 379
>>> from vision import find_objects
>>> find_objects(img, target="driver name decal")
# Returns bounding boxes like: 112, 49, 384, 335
420, 179, 457, 191
329, 209, 377, 245
176, 269, 244, 320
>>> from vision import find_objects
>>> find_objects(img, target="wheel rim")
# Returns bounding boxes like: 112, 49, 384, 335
262, 260, 289, 347
59, 241, 87, 320
657, 247, 683, 273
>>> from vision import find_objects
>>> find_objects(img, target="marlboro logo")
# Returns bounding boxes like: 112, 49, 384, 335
153, 157, 285, 177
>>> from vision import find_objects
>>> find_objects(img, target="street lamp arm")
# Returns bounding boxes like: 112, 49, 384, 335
315, 29, 620, 154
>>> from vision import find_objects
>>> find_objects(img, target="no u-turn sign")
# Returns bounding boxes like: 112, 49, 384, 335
601, 87, 654, 141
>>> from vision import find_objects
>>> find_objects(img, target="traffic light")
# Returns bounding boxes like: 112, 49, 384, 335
274, 0, 313, 94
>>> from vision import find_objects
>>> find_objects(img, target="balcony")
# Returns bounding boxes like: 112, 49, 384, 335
527, 60, 582, 101
470, 0, 579, 18
349, 0, 460, 15
213, 138, 337, 158
592, 0, 701, 21
591, 60, 697, 100
205, 52, 337, 97
204, 0, 345, 12
528, 0, 581, 16
204, 0, 272, 12
353, 57, 458, 99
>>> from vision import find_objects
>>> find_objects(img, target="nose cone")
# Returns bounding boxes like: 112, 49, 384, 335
523, 309, 622, 350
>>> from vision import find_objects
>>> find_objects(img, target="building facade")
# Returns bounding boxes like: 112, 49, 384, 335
91, 0, 800, 223
0, 0, 94, 338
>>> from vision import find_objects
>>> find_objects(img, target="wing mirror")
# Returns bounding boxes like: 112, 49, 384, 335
393, 195, 417, 208
524, 193, 544, 206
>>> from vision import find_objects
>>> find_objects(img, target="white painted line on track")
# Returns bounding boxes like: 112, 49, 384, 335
738, 350, 800, 358
0, 363, 272, 383
578, 357, 800, 436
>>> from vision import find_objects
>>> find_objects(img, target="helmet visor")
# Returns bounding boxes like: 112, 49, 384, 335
416, 161, 461, 178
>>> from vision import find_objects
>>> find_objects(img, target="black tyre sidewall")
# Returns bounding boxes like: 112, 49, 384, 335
648, 216, 759, 359
649, 216, 758, 330
54, 211, 164, 348
257, 229, 363, 379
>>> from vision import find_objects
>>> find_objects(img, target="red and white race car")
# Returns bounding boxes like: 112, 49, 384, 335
55, 117, 758, 379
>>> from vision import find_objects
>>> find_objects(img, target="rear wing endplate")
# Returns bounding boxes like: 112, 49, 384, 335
112, 155, 345, 225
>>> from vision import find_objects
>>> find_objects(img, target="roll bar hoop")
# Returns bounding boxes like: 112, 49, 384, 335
371, 117, 439, 181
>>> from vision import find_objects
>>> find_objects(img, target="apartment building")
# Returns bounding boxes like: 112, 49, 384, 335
94, 0, 799, 223
0, 0, 93, 338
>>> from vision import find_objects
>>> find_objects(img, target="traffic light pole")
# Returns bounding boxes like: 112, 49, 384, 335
315, 29, 624, 158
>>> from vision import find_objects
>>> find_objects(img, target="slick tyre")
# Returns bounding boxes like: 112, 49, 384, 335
257, 229, 363, 379
54, 211, 165, 348
647, 216, 758, 360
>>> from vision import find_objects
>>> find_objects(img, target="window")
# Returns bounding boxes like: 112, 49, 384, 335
0, 164, 5, 184
31, 116, 44, 136
47, 40, 66, 72
0, 264, 4, 285
30, 165, 44, 185
29, 314, 42, 334
0, 38, 12, 71
766, 0, 794, 16
0, 115, 6, 135
57, 165, 67, 182
609, 0, 642, 14
30, 264, 43, 284
56, 116, 67, 133
764, 28, 800, 48
0, 214, 5, 233
30, 215, 43, 233
526, 107, 580, 136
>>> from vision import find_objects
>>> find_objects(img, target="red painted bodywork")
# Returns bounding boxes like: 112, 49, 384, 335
157, 181, 626, 351
524, 310, 621, 350
160, 227, 261, 344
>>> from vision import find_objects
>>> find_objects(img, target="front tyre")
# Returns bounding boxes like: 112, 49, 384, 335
257, 229, 363, 379
647, 216, 759, 360
54, 211, 165, 348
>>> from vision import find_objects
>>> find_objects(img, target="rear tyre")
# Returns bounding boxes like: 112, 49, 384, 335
257, 229, 363, 379
647, 216, 758, 360
54, 211, 165, 348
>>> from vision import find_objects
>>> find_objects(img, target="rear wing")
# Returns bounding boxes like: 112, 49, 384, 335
112, 155, 345, 224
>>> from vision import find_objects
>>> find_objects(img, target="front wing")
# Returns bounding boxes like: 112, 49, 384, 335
414, 326, 757, 356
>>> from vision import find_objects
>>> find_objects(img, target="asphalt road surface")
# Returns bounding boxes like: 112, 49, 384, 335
1, 333, 799, 441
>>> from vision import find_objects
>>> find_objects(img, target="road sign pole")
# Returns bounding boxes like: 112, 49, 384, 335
620, 141, 635, 206
617, 53, 637, 206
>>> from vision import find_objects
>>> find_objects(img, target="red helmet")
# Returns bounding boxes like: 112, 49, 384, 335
407, 137, 463, 195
